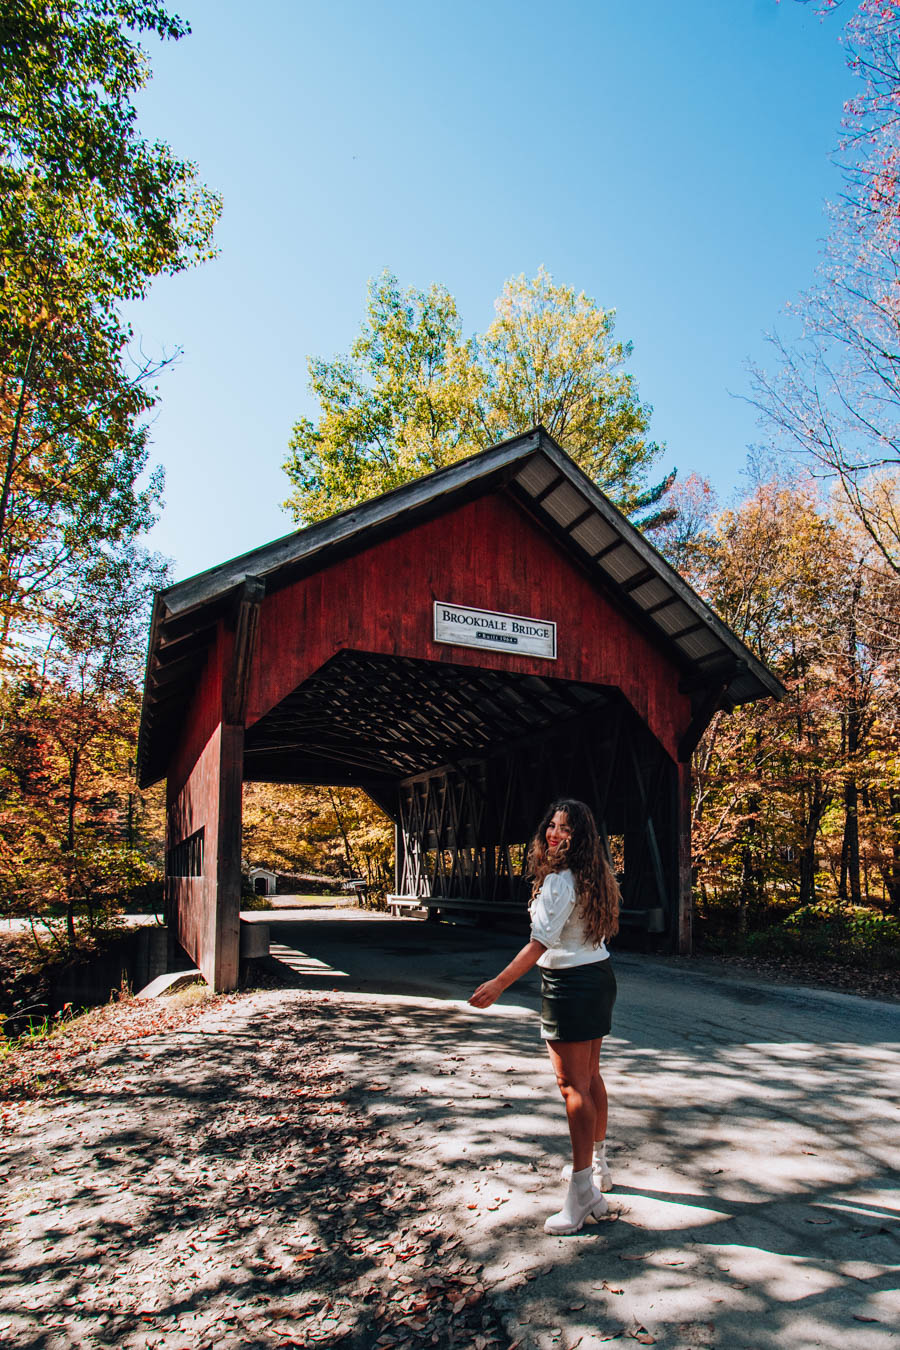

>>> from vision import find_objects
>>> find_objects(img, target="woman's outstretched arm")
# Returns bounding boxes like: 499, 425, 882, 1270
468, 938, 547, 1008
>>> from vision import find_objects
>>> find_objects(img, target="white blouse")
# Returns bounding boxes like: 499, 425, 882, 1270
529, 868, 610, 969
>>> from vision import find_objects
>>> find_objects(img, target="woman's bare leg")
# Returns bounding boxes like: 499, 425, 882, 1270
588, 1038, 607, 1144
545, 1039, 596, 1172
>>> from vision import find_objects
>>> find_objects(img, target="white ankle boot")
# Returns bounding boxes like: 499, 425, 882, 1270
544, 1165, 608, 1235
561, 1142, 612, 1192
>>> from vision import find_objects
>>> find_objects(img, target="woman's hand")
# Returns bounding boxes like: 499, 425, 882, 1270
468, 939, 546, 1010
469, 978, 503, 1009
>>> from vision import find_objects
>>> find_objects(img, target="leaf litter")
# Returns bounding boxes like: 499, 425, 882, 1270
0, 986, 511, 1348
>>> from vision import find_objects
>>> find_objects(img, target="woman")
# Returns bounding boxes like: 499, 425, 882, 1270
469, 798, 620, 1235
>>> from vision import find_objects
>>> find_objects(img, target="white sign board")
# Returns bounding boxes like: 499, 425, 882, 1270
433, 602, 557, 660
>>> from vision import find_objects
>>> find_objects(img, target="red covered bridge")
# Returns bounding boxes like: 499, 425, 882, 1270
137, 429, 783, 991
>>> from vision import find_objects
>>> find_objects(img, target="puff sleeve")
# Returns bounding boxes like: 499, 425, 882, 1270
530, 872, 577, 950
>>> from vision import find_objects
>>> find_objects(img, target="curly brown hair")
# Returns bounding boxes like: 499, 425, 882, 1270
526, 798, 620, 945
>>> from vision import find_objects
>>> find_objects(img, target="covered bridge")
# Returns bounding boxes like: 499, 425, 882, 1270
137, 428, 783, 991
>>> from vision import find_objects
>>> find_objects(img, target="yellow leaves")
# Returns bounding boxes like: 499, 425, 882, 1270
284, 266, 664, 525
241, 783, 392, 895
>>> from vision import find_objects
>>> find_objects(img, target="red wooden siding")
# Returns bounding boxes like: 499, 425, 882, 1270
166, 624, 241, 989
168, 623, 229, 803
167, 723, 224, 983
245, 491, 691, 760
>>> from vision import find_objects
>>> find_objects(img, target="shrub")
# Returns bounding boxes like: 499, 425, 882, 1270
742, 902, 900, 969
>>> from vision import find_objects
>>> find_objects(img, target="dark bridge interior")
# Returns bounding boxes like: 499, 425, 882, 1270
243, 650, 611, 786
243, 650, 677, 933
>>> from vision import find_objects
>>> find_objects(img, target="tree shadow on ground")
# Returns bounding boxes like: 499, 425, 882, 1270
262, 915, 900, 1348
2, 914, 899, 1350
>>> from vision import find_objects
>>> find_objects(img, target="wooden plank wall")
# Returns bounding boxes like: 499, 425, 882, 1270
395, 702, 683, 938
244, 491, 691, 763
165, 622, 242, 990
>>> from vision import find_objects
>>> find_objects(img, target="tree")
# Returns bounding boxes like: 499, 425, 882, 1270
283, 268, 673, 528
0, 0, 220, 660
659, 469, 900, 922
0, 543, 170, 943
284, 273, 483, 524
242, 783, 393, 900
478, 269, 672, 520
754, 1, 900, 578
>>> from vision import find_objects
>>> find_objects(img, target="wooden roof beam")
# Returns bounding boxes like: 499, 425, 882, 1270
565, 505, 597, 533
678, 682, 729, 763
620, 566, 657, 595
644, 594, 680, 617
531, 474, 567, 506
592, 538, 624, 562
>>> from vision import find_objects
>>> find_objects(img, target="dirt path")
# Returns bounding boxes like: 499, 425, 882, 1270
4, 922, 900, 1350
1, 988, 509, 1350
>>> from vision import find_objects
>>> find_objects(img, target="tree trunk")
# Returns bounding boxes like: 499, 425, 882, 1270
880, 790, 900, 913
63, 746, 80, 945
841, 776, 862, 906
840, 578, 863, 907
799, 779, 828, 908
328, 788, 359, 877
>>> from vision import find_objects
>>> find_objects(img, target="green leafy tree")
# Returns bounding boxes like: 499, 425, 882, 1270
478, 268, 671, 519
0, 0, 220, 658
285, 273, 483, 523
284, 268, 672, 528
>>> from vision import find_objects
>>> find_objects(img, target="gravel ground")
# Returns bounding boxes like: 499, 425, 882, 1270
676, 950, 900, 1004
3, 930, 899, 1350
1, 986, 512, 1350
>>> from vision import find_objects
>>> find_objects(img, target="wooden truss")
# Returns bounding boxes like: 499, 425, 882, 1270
396, 698, 677, 930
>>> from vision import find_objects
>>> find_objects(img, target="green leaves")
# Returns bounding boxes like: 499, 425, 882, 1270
285, 273, 484, 522
0, 0, 219, 658
479, 268, 664, 518
0, 2, 214, 930
283, 268, 670, 527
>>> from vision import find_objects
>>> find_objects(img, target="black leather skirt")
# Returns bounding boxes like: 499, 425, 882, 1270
539, 960, 617, 1042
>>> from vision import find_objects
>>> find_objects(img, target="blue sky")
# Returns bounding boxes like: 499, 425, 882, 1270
129, 0, 856, 581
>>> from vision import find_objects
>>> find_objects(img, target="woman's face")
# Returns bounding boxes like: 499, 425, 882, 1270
546, 810, 572, 852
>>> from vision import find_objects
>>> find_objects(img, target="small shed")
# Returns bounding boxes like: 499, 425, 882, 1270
247, 866, 277, 897
138, 428, 783, 991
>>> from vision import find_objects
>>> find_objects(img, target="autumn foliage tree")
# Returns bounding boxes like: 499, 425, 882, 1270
0, 545, 169, 942
0, 3, 217, 947
657, 469, 900, 947
242, 783, 393, 899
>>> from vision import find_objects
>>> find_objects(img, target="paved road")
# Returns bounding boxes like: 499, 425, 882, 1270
248, 908, 900, 1350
